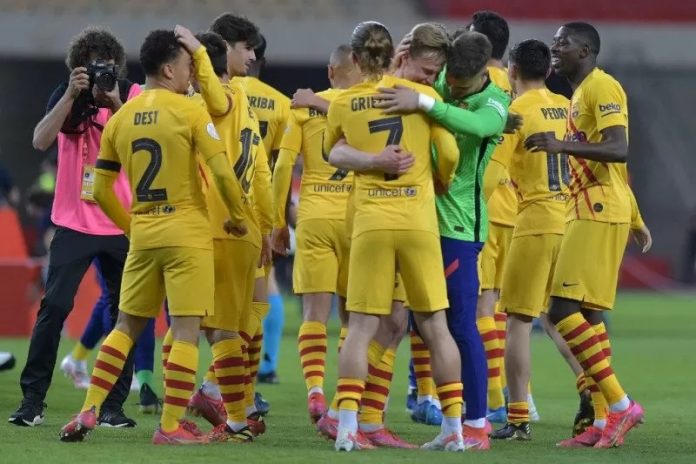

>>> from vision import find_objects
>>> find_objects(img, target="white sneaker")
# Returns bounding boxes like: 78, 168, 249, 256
130, 376, 141, 392
421, 431, 465, 451
334, 426, 359, 452
528, 394, 540, 422
60, 355, 90, 389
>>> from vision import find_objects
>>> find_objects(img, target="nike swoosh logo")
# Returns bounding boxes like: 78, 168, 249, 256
562, 282, 578, 287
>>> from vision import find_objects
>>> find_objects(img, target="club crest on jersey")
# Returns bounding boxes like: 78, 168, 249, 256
207, 122, 221, 140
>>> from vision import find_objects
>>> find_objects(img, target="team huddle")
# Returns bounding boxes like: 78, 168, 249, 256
53, 9, 649, 452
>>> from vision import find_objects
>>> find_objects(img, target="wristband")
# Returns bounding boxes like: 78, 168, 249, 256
418, 93, 436, 111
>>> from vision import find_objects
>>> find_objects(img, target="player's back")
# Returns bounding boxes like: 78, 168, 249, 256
239, 76, 291, 162
105, 88, 217, 250
567, 68, 631, 223
324, 75, 446, 237
294, 87, 353, 221
506, 89, 570, 234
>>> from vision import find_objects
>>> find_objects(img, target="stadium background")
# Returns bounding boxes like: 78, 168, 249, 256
0, 2, 694, 462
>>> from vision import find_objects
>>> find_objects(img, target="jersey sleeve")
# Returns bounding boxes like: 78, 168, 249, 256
93, 118, 130, 233
271, 99, 291, 152
591, 78, 628, 132
191, 106, 226, 162
193, 46, 231, 117
274, 112, 302, 228
430, 123, 459, 186
95, 119, 121, 175
253, 142, 274, 235
627, 185, 645, 229
279, 110, 303, 153
323, 100, 344, 157
426, 94, 508, 138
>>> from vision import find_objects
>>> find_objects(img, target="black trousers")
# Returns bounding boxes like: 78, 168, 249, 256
20, 226, 134, 411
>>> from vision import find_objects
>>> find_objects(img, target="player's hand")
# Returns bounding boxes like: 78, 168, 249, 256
390, 34, 412, 72
271, 226, 291, 256
373, 145, 414, 175
174, 25, 202, 55
375, 85, 420, 114
504, 112, 523, 134
224, 219, 248, 237
631, 224, 653, 253
292, 88, 316, 109
524, 132, 564, 154
67, 67, 90, 99
259, 234, 273, 267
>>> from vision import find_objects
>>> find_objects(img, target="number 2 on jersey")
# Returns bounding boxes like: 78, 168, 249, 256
546, 152, 571, 191
132, 138, 167, 202
368, 116, 403, 181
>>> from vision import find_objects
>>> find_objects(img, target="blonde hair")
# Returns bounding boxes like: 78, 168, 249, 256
350, 21, 393, 79
408, 22, 449, 65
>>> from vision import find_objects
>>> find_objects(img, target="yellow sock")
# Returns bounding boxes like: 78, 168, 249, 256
410, 331, 436, 397
82, 329, 133, 414
161, 328, 174, 393
556, 314, 626, 406
494, 311, 508, 389
576, 373, 589, 394
298, 321, 327, 393
337, 327, 348, 353
204, 363, 217, 384
593, 322, 612, 363
71, 342, 90, 362
212, 338, 246, 423
508, 401, 529, 424
477, 316, 505, 409
336, 378, 365, 412
360, 346, 393, 426
241, 302, 269, 409
249, 329, 263, 385
162, 341, 198, 433
436, 382, 463, 419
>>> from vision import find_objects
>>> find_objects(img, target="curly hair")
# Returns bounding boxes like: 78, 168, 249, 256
139, 30, 182, 77
65, 27, 126, 76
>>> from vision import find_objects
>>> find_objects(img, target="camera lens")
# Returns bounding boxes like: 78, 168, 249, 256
95, 71, 116, 91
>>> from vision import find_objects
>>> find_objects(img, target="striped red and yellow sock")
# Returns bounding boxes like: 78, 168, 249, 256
162, 341, 198, 432
494, 311, 508, 389
594, 322, 612, 362
477, 316, 505, 410
556, 314, 626, 405
436, 382, 463, 419
204, 363, 217, 385
359, 344, 391, 426
161, 329, 173, 392
212, 338, 246, 424
336, 378, 365, 412
576, 373, 588, 394
239, 332, 254, 410
82, 329, 133, 414
298, 321, 327, 393
508, 401, 529, 425
410, 331, 436, 398
249, 302, 269, 386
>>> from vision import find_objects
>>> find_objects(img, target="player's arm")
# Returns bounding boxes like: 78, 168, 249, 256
421, 95, 508, 138
176, 25, 231, 117
483, 132, 518, 202
430, 123, 459, 190
628, 185, 652, 252
329, 140, 414, 174
273, 112, 301, 229
253, 142, 274, 237
93, 125, 131, 234
292, 88, 329, 113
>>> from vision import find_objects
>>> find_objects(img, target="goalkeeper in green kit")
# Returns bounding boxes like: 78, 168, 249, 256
374, 30, 511, 449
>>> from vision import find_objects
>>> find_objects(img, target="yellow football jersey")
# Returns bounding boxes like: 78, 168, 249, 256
200, 79, 269, 246
238, 76, 291, 167
97, 88, 224, 251
566, 68, 631, 223
486, 66, 517, 227
274, 88, 352, 227
495, 88, 570, 236
323, 75, 458, 237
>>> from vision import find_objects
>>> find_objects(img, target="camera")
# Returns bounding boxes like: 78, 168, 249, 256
87, 60, 118, 92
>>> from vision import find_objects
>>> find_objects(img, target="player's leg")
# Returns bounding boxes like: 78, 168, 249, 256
135, 318, 160, 414
397, 230, 466, 451
408, 311, 441, 425
551, 221, 643, 448
259, 267, 284, 383
61, 260, 109, 390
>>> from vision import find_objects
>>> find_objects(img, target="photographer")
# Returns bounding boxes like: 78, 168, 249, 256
9, 28, 140, 427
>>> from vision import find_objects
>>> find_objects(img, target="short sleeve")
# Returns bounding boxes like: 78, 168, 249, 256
323, 100, 344, 156
591, 77, 628, 132
46, 83, 69, 113
191, 106, 226, 162
279, 110, 303, 154
95, 118, 121, 173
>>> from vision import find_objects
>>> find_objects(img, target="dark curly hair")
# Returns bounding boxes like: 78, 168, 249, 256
65, 27, 126, 76
139, 30, 182, 77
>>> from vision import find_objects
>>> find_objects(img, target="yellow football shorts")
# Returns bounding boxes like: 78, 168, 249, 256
500, 233, 563, 318
293, 218, 350, 297
480, 222, 514, 290
120, 246, 213, 318
550, 220, 629, 310
347, 230, 448, 315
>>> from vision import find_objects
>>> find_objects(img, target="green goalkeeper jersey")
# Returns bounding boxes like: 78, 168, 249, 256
430, 70, 510, 242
